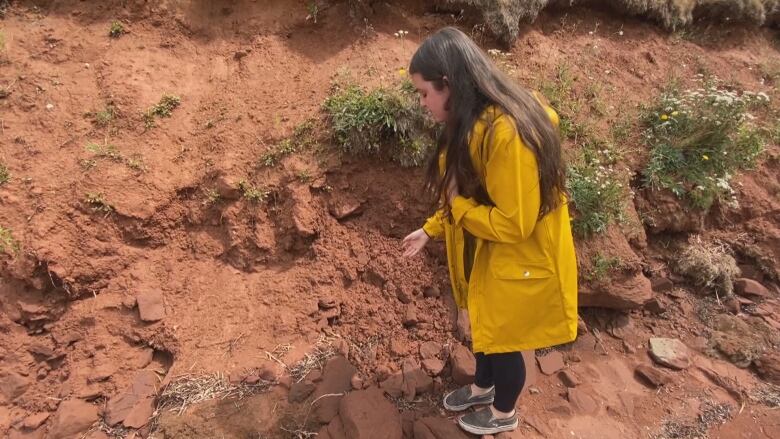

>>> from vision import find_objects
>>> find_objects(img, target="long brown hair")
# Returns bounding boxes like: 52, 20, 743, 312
409, 27, 565, 219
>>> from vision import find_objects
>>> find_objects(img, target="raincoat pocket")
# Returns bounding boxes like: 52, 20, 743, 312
491, 260, 555, 280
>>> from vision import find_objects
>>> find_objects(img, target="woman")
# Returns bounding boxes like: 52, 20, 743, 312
401, 27, 578, 435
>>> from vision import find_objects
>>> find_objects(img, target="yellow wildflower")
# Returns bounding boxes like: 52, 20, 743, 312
398, 68, 408, 77
660, 114, 669, 121
671, 111, 679, 116
702, 155, 709, 160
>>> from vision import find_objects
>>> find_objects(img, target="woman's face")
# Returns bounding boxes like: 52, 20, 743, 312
411, 73, 450, 123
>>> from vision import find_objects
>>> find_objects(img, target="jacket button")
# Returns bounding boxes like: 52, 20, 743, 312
523, 271, 530, 277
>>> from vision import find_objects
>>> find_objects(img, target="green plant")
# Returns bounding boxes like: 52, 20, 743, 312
323, 79, 435, 167
0, 226, 19, 255
93, 104, 117, 126
566, 138, 627, 237
0, 162, 9, 185
398, 75, 416, 94
537, 63, 578, 138
79, 159, 97, 171
296, 170, 312, 183
258, 120, 316, 167
85, 193, 113, 216
85, 142, 145, 172
238, 181, 268, 203
585, 253, 622, 282
204, 188, 221, 205
306, 1, 319, 23
642, 78, 768, 210
109, 20, 125, 38
86, 142, 123, 162
584, 81, 607, 117
143, 94, 181, 129
610, 115, 633, 143
125, 156, 146, 172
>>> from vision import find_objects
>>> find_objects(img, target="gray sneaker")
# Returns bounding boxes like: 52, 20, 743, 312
443, 385, 495, 411
457, 407, 518, 435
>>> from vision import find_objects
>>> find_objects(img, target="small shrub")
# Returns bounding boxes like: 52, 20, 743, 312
203, 188, 221, 205
79, 159, 98, 171
642, 78, 768, 210
258, 120, 315, 167
305, 1, 319, 23
85, 143, 145, 172
675, 235, 740, 296
585, 253, 622, 282
448, 0, 551, 44
109, 20, 125, 38
537, 64, 578, 139
322, 78, 435, 167
93, 104, 117, 126
0, 226, 19, 255
125, 156, 146, 172
85, 193, 113, 216
143, 94, 181, 129
566, 138, 627, 237
584, 81, 608, 116
86, 142, 123, 162
296, 170, 312, 183
450, 1, 776, 46
238, 181, 268, 203
0, 162, 9, 185
610, 115, 633, 143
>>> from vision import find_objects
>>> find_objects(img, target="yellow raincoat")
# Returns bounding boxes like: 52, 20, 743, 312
422, 104, 578, 354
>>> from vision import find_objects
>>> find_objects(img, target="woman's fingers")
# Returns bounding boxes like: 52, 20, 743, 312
402, 244, 421, 258
402, 229, 426, 258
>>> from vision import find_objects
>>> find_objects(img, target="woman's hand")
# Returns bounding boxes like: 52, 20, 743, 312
402, 228, 430, 258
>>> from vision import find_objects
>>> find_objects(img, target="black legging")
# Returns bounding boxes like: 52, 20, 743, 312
473, 352, 526, 413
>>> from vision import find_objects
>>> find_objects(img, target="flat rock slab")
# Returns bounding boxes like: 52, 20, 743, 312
413, 416, 471, 439
105, 370, 159, 426
48, 399, 98, 439
312, 355, 357, 424
339, 387, 402, 439
635, 364, 673, 388
648, 338, 691, 370
450, 344, 476, 385
136, 290, 165, 322
536, 351, 565, 375
735, 278, 772, 299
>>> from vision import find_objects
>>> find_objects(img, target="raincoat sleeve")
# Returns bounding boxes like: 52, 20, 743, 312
450, 116, 542, 244
422, 209, 445, 240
